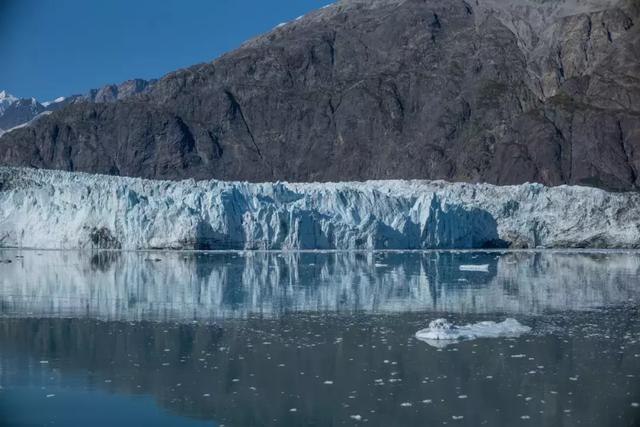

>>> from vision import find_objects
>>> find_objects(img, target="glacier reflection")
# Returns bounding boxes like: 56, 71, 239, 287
0, 250, 639, 320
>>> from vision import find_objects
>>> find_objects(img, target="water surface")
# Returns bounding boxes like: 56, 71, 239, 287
0, 250, 639, 426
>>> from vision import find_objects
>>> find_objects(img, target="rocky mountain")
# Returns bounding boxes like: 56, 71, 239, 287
0, 91, 44, 131
83, 78, 156, 103
0, 79, 155, 134
0, 0, 638, 190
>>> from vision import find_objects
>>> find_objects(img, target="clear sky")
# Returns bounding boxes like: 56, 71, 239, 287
0, 0, 331, 101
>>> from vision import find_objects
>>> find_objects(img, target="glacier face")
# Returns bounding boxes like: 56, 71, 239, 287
0, 167, 639, 250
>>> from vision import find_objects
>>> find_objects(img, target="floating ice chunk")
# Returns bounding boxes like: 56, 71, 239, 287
459, 264, 489, 272
415, 318, 531, 347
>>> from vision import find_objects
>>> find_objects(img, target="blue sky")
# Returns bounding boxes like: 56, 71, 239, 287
0, 0, 330, 101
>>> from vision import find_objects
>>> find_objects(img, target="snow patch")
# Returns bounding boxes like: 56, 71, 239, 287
42, 96, 65, 107
3, 111, 52, 134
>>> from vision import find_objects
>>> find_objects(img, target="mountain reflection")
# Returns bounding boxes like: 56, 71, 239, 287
1, 250, 638, 320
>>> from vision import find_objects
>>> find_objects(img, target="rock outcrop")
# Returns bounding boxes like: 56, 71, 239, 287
0, 167, 638, 249
0, 0, 638, 190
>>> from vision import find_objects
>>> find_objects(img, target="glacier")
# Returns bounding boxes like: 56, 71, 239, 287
0, 167, 639, 250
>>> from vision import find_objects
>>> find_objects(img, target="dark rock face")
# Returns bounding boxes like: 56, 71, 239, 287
0, 0, 638, 189
83, 78, 157, 103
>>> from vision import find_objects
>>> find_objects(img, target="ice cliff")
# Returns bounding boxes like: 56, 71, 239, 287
0, 167, 639, 250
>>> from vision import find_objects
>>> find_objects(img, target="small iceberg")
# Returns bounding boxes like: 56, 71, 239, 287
415, 318, 531, 347
459, 264, 489, 272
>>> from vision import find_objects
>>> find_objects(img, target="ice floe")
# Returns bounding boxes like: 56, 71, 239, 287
415, 318, 531, 347
459, 264, 489, 272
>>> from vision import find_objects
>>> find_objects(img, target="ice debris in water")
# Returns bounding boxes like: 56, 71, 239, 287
415, 318, 531, 347
459, 264, 489, 272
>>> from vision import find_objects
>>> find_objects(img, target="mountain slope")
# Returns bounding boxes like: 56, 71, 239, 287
0, 0, 638, 189
0, 79, 155, 134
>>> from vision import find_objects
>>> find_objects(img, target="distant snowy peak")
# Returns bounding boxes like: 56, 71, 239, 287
0, 93, 46, 131
0, 78, 156, 137
0, 89, 68, 133
0, 90, 18, 103
0, 90, 19, 114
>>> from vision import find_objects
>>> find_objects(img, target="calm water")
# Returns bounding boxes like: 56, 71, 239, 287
0, 250, 639, 426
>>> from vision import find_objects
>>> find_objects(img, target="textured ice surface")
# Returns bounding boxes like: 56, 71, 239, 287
415, 318, 531, 347
1, 167, 640, 249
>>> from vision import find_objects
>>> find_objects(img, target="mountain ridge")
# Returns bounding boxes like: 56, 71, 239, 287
0, 78, 156, 132
0, 0, 638, 190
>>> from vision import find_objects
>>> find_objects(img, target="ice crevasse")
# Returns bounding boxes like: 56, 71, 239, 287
0, 167, 639, 250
